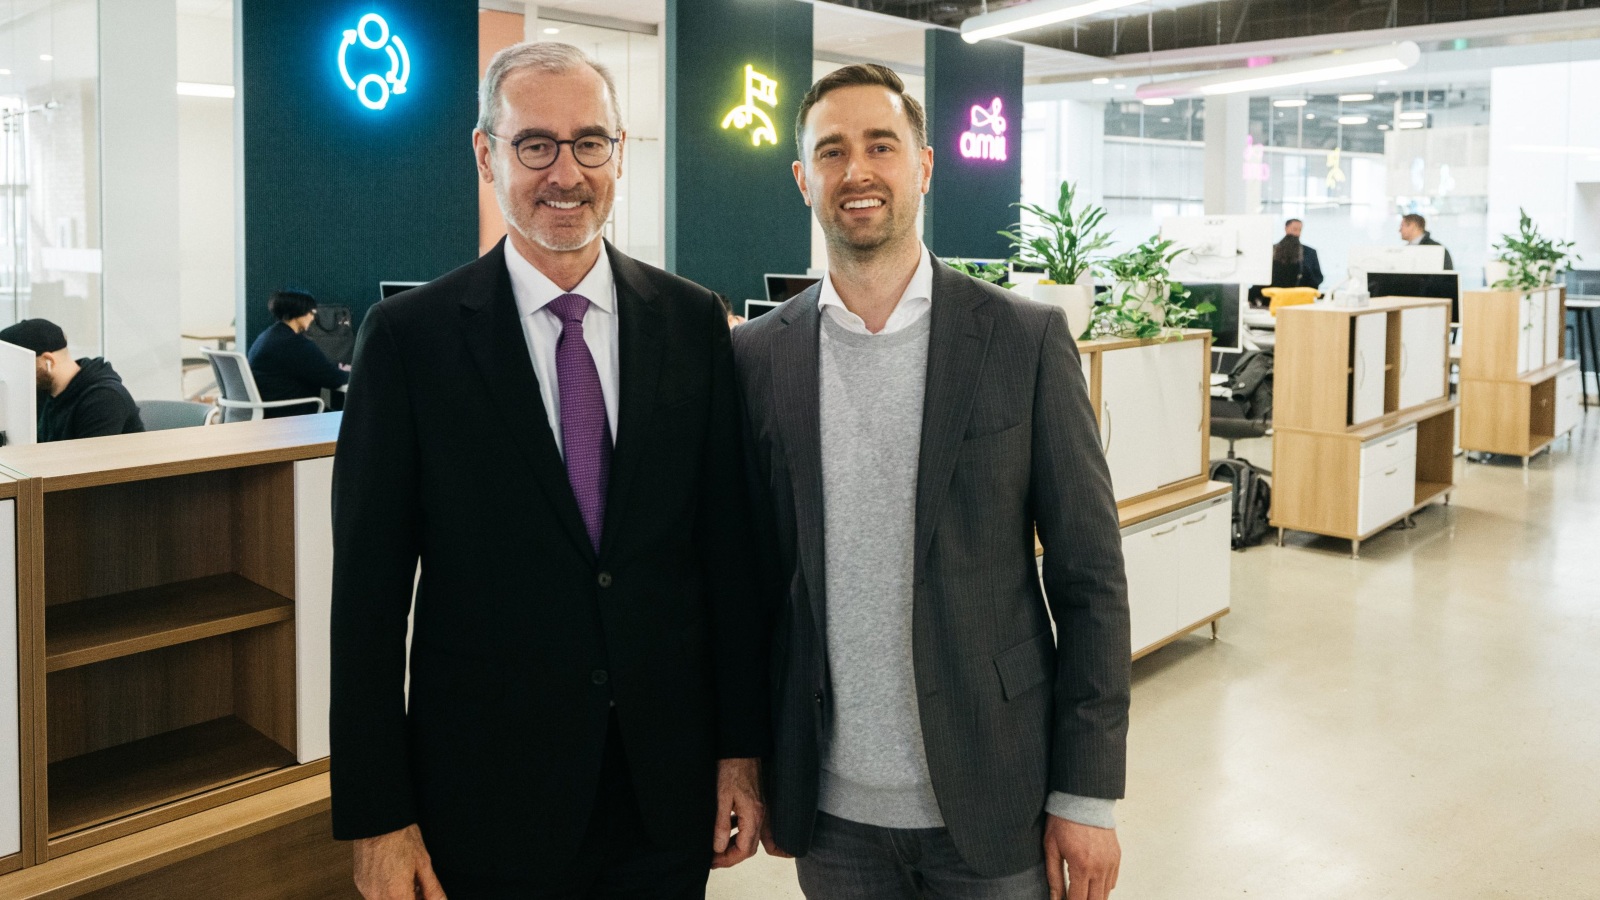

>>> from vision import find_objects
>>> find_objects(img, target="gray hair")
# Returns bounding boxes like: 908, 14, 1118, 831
477, 41, 625, 137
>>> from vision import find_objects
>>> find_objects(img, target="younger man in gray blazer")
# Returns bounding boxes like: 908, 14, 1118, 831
732, 64, 1131, 900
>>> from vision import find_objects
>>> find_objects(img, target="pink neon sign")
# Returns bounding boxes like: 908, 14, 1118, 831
959, 98, 1008, 162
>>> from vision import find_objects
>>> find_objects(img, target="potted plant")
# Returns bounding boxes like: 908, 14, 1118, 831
1489, 208, 1579, 290
1000, 181, 1112, 338
1089, 234, 1213, 340
943, 257, 1014, 289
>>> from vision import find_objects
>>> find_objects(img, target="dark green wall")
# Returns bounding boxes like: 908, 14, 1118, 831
241, 2, 479, 346
666, 0, 813, 306
923, 30, 1024, 260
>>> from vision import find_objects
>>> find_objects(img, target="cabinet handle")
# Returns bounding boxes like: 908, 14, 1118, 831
1401, 343, 1409, 375
1385, 467, 1399, 476
1355, 349, 1365, 388
1102, 402, 1113, 453
1182, 515, 1206, 526
1152, 525, 1179, 536
1385, 439, 1400, 448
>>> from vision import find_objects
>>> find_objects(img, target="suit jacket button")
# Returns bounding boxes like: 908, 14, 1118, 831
814, 690, 824, 705
597, 572, 613, 588
592, 670, 609, 685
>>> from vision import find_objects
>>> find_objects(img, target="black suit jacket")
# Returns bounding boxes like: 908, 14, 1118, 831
329, 239, 769, 877
732, 258, 1130, 877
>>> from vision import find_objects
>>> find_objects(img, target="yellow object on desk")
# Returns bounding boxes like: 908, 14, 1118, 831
1261, 287, 1320, 315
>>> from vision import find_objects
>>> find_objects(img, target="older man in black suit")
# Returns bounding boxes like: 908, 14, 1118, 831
330, 42, 767, 900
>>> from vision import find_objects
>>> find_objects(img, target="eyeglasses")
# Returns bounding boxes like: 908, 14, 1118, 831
487, 132, 621, 170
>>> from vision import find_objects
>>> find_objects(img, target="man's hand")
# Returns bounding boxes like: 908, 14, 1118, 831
1044, 814, 1120, 900
353, 823, 447, 900
711, 757, 763, 868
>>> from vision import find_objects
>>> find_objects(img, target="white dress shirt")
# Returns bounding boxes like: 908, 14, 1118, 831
818, 246, 935, 337
505, 241, 620, 456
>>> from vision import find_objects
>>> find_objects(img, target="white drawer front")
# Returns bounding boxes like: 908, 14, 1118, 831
1360, 425, 1418, 478
1358, 455, 1416, 534
1555, 368, 1582, 436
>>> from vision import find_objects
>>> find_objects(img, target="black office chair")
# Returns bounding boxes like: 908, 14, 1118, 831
1210, 350, 1274, 471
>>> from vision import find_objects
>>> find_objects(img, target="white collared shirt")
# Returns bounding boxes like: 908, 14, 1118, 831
1405, 235, 1422, 246
505, 241, 620, 454
818, 247, 935, 336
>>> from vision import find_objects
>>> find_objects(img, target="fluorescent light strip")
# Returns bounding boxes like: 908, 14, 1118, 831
1509, 144, 1600, 154
961, 0, 1147, 43
1142, 97, 1174, 106
177, 82, 235, 98
1272, 99, 1307, 108
1092, 77, 1110, 85
1398, 111, 1429, 121
1137, 42, 1420, 100
1339, 93, 1375, 102
1338, 115, 1369, 125
1397, 121, 1424, 130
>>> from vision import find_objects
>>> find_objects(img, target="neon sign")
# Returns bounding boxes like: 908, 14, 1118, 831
338, 13, 410, 110
959, 98, 1007, 162
721, 65, 778, 147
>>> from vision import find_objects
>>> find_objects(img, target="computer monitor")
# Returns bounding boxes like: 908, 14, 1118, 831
1562, 268, 1600, 297
764, 274, 821, 304
1178, 283, 1243, 352
379, 281, 423, 301
744, 299, 782, 319
1366, 272, 1461, 322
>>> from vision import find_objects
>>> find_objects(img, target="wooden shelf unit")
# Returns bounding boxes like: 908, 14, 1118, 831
1271, 298, 1457, 558
0, 414, 340, 875
1459, 287, 1582, 463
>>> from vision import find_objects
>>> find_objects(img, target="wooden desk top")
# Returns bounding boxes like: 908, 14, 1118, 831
1076, 328, 1210, 354
0, 414, 341, 491
1277, 296, 1451, 317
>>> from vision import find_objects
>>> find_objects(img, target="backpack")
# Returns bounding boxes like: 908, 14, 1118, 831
306, 305, 356, 365
1208, 457, 1272, 550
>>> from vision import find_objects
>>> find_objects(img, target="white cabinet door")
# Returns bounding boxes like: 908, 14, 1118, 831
1100, 346, 1162, 502
1122, 521, 1179, 654
1357, 454, 1416, 534
1518, 292, 1544, 375
1398, 306, 1448, 410
0, 500, 18, 859
1555, 367, 1582, 436
1351, 313, 1388, 425
1545, 289, 1563, 367
1175, 496, 1232, 627
294, 458, 335, 764
1155, 339, 1205, 488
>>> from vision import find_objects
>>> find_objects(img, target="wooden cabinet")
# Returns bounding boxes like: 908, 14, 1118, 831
1122, 491, 1232, 659
1460, 288, 1580, 462
0, 415, 341, 883
1, 492, 19, 873
1084, 332, 1209, 504
1272, 297, 1457, 557
1100, 346, 1163, 502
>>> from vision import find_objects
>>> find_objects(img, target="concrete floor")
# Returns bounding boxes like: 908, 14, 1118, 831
708, 414, 1600, 899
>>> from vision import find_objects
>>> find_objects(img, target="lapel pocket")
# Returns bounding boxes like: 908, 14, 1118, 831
994, 631, 1056, 701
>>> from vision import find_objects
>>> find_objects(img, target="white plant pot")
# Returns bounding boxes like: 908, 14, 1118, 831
1113, 280, 1166, 324
1031, 282, 1094, 338
1485, 260, 1511, 288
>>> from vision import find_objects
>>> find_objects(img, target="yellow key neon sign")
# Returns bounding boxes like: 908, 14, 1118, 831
721, 65, 779, 147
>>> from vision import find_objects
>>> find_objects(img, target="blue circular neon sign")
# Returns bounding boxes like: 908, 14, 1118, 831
338, 13, 410, 110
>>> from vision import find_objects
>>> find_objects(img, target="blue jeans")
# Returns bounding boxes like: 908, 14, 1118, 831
795, 813, 1048, 900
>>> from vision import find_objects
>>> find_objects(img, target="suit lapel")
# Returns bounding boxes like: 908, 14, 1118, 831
460, 239, 596, 563
915, 256, 995, 565
598, 243, 664, 561
771, 288, 828, 637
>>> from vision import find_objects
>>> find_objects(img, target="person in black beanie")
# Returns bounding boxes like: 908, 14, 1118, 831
0, 318, 144, 442
247, 289, 350, 418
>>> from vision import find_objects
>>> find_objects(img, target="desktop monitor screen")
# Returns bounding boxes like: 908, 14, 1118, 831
1177, 283, 1243, 352
764, 274, 821, 303
744, 299, 782, 319
1563, 269, 1600, 297
379, 281, 423, 301
1366, 272, 1461, 322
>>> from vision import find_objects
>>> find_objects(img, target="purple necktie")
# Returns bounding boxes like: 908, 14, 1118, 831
549, 292, 611, 553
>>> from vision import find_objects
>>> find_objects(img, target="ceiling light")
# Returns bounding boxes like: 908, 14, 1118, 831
542, 27, 560, 34
1136, 42, 1420, 100
1142, 97, 1174, 106
1092, 77, 1110, 85
177, 82, 235, 98
1114, 84, 1126, 90
1397, 121, 1424, 130
1161, 117, 1171, 123
1398, 111, 1429, 121
1338, 115, 1369, 125
1306, 113, 1316, 120
0, 69, 9, 76
1378, 124, 1390, 130
961, 0, 1148, 43
1339, 93, 1375, 102
39, 53, 52, 61
1273, 99, 1307, 108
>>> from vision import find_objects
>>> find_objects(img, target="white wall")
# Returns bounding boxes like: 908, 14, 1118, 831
177, 11, 236, 338
100, 0, 181, 400
1488, 60, 1600, 266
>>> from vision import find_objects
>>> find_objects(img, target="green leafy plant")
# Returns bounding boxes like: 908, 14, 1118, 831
943, 257, 1014, 289
999, 181, 1113, 285
1492, 208, 1579, 290
1088, 235, 1212, 341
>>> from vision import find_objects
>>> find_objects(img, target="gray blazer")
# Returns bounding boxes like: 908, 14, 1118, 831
732, 256, 1131, 877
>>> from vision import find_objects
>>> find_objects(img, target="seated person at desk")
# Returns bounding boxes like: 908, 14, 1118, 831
247, 289, 349, 418
0, 318, 145, 442
1400, 213, 1454, 270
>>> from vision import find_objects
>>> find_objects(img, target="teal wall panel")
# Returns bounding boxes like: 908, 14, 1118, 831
924, 30, 1024, 260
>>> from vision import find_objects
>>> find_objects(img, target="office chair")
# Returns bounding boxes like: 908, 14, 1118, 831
138, 399, 217, 430
202, 348, 325, 423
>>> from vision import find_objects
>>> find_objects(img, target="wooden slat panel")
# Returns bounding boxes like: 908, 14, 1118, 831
48, 717, 295, 839
45, 576, 294, 673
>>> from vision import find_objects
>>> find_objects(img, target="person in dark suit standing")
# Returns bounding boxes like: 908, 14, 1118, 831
330, 42, 767, 900
246, 289, 349, 418
733, 64, 1130, 900
1279, 219, 1323, 288
1401, 213, 1455, 270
